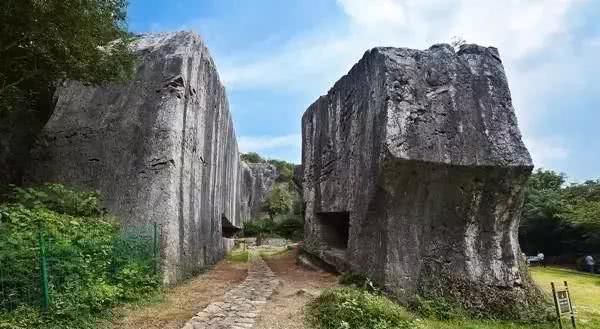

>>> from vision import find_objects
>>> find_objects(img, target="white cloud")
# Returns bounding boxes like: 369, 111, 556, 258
217, 0, 593, 168
220, 0, 583, 90
238, 134, 301, 153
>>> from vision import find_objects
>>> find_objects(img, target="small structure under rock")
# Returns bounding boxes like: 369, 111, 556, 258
301, 44, 541, 312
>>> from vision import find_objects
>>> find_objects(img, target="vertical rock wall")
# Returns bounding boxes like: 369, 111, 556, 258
302, 44, 541, 312
239, 161, 279, 221
26, 32, 243, 284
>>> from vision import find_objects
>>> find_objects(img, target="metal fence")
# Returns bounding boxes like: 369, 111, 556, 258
0, 223, 160, 313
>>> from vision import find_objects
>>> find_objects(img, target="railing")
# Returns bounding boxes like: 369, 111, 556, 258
0, 223, 160, 313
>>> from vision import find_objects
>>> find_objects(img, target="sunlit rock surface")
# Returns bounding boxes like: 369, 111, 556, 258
301, 44, 539, 311
240, 161, 279, 220
27, 32, 243, 284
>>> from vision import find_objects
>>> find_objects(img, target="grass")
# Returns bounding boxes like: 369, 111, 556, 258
259, 245, 290, 258
306, 288, 413, 329
530, 266, 600, 327
308, 267, 600, 329
226, 249, 249, 262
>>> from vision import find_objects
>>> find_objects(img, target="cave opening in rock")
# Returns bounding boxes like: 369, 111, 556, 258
317, 211, 350, 250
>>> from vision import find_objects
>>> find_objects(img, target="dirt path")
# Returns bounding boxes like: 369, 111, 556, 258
113, 260, 248, 329
254, 248, 339, 329
182, 251, 280, 329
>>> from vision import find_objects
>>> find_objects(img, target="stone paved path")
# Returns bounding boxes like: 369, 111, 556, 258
182, 252, 279, 329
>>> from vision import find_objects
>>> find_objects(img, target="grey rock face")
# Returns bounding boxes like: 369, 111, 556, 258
240, 161, 279, 220
26, 32, 243, 284
301, 44, 538, 311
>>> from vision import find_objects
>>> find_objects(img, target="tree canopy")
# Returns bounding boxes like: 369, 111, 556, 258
519, 169, 600, 255
263, 185, 293, 220
0, 0, 135, 114
0, 0, 136, 186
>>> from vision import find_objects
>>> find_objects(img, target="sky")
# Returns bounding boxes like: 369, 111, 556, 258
128, 0, 600, 181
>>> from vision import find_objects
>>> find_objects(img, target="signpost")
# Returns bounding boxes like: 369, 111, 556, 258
551, 281, 577, 329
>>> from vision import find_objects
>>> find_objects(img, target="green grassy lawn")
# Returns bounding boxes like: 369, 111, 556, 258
531, 267, 600, 327
417, 267, 600, 329
226, 248, 249, 262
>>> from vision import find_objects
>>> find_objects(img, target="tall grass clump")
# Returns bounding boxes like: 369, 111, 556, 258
306, 287, 414, 329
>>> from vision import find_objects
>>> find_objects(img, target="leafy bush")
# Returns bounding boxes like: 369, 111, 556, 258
242, 217, 304, 241
274, 217, 304, 240
242, 218, 277, 237
0, 184, 160, 328
306, 288, 414, 329
263, 184, 293, 219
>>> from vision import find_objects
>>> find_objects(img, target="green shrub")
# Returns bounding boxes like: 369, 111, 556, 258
0, 184, 160, 328
242, 218, 277, 237
306, 288, 414, 329
274, 217, 303, 240
242, 217, 304, 241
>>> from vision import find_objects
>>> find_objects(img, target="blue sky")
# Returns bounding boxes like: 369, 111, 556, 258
128, 0, 600, 181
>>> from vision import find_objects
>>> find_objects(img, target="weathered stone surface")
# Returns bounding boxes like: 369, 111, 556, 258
26, 32, 243, 284
240, 161, 278, 220
301, 44, 538, 311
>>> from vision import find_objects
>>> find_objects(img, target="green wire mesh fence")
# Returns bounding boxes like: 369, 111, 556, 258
0, 223, 160, 314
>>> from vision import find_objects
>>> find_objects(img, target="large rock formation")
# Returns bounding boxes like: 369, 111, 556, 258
301, 44, 540, 313
240, 161, 279, 220
26, 32, 244, 284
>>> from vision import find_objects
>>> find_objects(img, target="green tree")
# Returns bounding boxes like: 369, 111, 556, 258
0, 0, 135, 186
0, 0, 135, 100
241, 152, 264, 163
520, 169, 600, 255
263, 184, 293, 220
267, 159, 295, 183
519, 169, 568, 255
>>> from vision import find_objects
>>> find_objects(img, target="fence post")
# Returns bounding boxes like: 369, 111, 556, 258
38, 229, 49, 313
153, 222, 159, 275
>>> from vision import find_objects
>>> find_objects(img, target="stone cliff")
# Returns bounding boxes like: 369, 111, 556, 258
240, 161, 279, 220
301, 44, 540, 313
26, 32, 244, 284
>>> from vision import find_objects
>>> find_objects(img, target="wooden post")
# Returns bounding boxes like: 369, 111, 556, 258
551, 282, 563, 329
564, 281, 577, 329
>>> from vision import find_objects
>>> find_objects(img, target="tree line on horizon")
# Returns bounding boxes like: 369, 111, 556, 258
520, 169, 600, 258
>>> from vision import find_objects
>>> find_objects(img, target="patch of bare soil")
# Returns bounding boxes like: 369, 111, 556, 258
255, 247, 339, 329
112, 260, 248, 329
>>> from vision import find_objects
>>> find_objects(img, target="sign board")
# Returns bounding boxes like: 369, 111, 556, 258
552, 281, 577, 329
556, 290, 571, 313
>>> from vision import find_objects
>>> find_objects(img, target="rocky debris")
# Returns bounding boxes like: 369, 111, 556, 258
182, 252, 279, 329
26, 32, 244, 284
301, 44, 539, 312
240, 161, 278, 220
